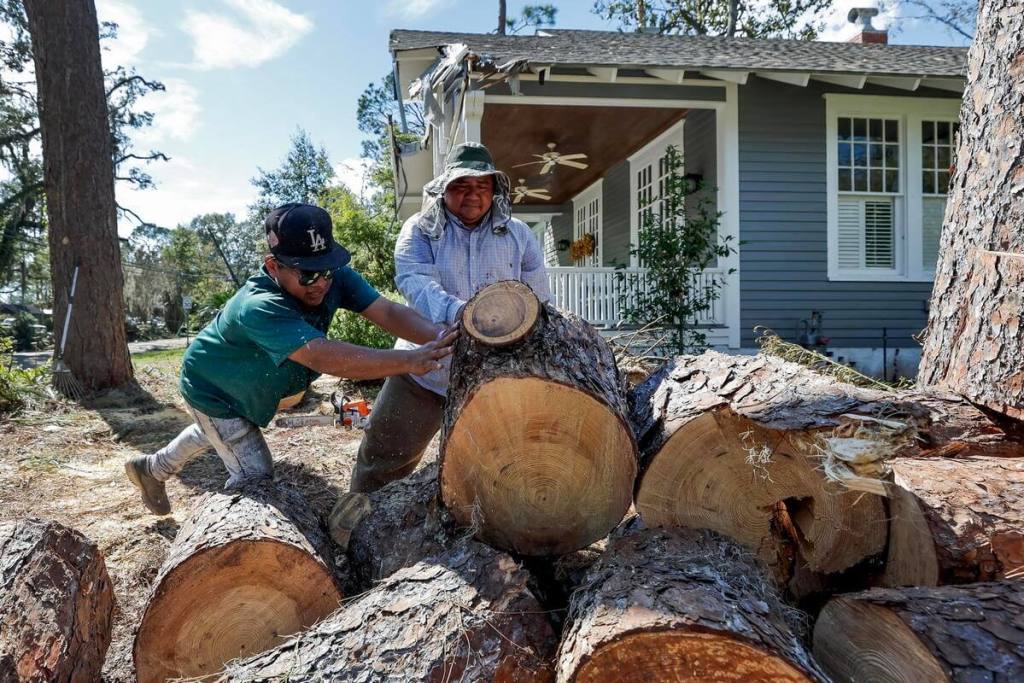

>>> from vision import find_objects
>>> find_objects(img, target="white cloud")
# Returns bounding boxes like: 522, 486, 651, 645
116, 156, 254, 236
183, 0, 314, 71
386, 0, 455, 20
818, 2, 899, 42
133, 78, 202, 145
333, 158, 375, 201
96, 0, 151, 68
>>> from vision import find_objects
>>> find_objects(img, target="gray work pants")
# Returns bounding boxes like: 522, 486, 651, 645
148, 404, 273, 488
350, 374, 445, 493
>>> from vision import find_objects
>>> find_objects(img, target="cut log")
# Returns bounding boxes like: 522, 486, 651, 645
814, 582, 1024, 683
882, 456, 1024, 587
134, 480, 342, 683
916, 0, 1024, 422
347, 462, 456, 589
440, 280, 637, 556
631, 351, 889, 575
0, 518, 114, 682
211, 540, 557, 681
557, 526, 826, 682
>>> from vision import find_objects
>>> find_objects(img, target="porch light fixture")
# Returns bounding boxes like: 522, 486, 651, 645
684, 172, 704, 192
556, 239, 571, 252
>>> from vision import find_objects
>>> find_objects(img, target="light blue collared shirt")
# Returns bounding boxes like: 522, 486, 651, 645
394, 211, 550, 395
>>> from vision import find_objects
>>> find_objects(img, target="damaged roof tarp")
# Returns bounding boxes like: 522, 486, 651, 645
408, 42, 533, 145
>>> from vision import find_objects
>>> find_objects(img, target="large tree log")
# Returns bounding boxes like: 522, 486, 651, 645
0, 518, 114, 682
440, 281, 637, 556
814, 582, 1024, 683
212, 540, 557, 681
882, 456, 1024, 587
557, 526, 826, 682
134, 481, 341, 683
917, 0, 1024, 421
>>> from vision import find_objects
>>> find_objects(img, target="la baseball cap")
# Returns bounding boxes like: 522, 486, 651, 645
265, 203, 350, 270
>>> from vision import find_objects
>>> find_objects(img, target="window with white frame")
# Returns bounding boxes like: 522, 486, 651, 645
573, 181, 602, 267
826, 95, 961, 282
630, 120, 686, 266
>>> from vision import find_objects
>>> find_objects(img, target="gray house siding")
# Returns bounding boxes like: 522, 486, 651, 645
551, 211, 574, 266
737, 76, 954, 348
601, 161, 631, 266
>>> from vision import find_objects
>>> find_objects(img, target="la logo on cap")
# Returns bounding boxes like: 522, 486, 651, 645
307, 227, 326, 252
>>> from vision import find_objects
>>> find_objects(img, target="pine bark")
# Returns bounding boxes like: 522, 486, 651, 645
557, 527, 826, 682
23, 0, 132, 391
0, 518, 114, 682
134, 481, 342, 683
211, 540, 557, 682
917, 0, 1024, 420
882, 456, 1024, 587
440, 282, 637, 556
814, 582, 1024, 683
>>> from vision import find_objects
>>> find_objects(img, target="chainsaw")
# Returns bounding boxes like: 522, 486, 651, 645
274, 392, 371, 430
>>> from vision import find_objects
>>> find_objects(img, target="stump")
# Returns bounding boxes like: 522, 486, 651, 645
440, 280, 637, 556
347, 462, 455, 589
0, 518, 114, 682
557, 526, 825, 682
882, 456, 1024, 587
212, 539, 557, 681
631, 351, 889, 575
814, 582, 1024, 683
134, 480, 341, 683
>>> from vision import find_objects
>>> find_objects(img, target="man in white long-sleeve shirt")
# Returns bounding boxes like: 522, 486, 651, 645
344, 142, 549, 503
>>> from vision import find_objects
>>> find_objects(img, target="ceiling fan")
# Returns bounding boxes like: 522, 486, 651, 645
511, 178, 552, 204
512, 142, 589, 175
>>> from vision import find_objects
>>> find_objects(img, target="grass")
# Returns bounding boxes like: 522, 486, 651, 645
132, 347, 185, 364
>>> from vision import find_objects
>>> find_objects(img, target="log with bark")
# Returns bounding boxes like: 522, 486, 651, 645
917, 0, 1024, 421
0, 518, 114, 682
211, 539, 557, 681
440, 280, 637, 556
882, 456, 1024, 587
631, 352, 1023, 578
814, 582, 1024, 683
557, 526, 826, 682
134, 480, 342, 683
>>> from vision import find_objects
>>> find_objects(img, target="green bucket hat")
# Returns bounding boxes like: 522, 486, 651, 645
418, 142, 512, 239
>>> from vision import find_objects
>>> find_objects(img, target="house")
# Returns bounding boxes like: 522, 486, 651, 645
388, 9, 967, 377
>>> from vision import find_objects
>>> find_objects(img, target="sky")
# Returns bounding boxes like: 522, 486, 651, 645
95, 0, 970, 238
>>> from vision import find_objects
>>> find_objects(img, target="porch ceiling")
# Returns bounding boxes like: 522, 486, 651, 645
482, 103, 687, 205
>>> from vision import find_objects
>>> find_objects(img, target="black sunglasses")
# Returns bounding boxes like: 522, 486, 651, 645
276, 259, 334, 286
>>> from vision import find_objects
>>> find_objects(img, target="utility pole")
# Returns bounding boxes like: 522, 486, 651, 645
498, 0, 507, 34
203, 224, 241, 287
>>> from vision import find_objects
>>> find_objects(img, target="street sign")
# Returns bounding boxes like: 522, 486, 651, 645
182, 295, 193, 311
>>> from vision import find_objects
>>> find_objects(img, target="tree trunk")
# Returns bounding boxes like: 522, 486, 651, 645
23, 0, 132, 391
440, 281, 637, 556
0, 518, 114, 682
212, 540, 557, 682
881, 456, 1024, 587
347, 462, 456, 589
814, 582, 1024, 683
917, 0, 1024, 421
498, 0, 507, 34
134, 481, 342, 683
557, 526, 826, 682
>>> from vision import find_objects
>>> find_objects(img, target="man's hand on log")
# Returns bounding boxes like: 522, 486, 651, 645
408, 329, 458, 375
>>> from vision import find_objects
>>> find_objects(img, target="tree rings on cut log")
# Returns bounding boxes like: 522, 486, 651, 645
557, 526, 826, 682
814, 582, 1024, 683
632, 352, 888, 575
0, 518, 115, 681
134, 481, 341, 683
882, 456, 1024, 587
462, 279, 541, 346
212, 540, 557, 681
441, 282, 637, 556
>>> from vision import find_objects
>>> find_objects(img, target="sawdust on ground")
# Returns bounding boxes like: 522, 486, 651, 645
0, 349, 438, 682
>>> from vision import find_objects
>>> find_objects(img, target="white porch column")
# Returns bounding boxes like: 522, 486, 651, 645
715, 82, 742, 349
459, 90, 485, 143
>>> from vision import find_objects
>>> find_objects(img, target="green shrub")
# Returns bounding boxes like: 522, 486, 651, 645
0, 337, 51, 414
12, 312, 38, 351
328, 290, 401, 350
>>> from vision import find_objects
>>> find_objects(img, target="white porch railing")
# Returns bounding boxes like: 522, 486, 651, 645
546, 267, 726, 328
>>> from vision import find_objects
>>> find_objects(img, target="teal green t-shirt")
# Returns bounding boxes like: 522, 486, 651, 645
180, 265, 379, 426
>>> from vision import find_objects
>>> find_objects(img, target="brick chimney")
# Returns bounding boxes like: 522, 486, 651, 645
847, 7, 888, 44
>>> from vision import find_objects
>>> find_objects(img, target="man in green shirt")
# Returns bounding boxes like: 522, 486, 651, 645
125, 202, 455, 515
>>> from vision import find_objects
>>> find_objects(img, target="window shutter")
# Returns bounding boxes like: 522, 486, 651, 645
837, 197, 863, 269
864, 200, 894, 269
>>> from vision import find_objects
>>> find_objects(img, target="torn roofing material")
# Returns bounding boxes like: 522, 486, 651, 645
390, 28, 967, 79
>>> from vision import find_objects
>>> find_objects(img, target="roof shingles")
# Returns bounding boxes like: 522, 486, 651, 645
390, 28, 967, 78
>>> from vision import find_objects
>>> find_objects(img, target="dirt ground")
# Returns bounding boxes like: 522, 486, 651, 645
0, 348, 423, 681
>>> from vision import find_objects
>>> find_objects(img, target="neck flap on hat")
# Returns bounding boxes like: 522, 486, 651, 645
415, 168, 512, 240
